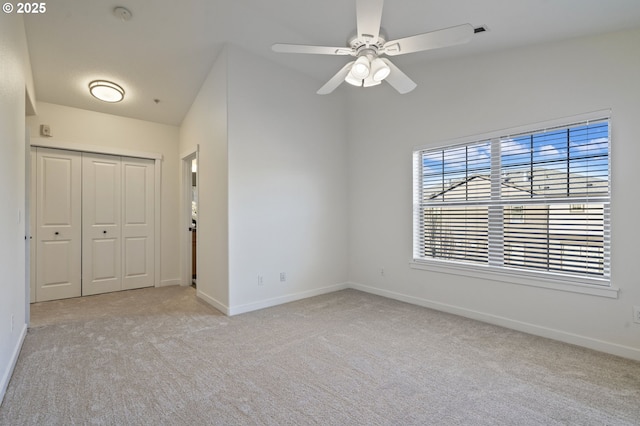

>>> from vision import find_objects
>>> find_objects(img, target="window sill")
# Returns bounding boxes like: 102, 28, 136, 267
409, 259, 618, 299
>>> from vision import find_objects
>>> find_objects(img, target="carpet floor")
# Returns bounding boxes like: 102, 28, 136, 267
1, 286, 639, 425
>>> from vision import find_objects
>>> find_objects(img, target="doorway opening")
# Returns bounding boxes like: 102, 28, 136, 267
182, 150, 198, 289
190, 157, 198, 287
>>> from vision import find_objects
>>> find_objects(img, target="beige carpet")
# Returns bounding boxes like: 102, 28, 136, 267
1, 286, 639, 425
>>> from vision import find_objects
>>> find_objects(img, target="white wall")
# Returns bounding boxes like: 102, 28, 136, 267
26, 102, 181, 287
179, 48, 230, 312
180, 45, 350, 314
226, 46, 350, 313
0, 13, 34, 401
348, 28, 640, 359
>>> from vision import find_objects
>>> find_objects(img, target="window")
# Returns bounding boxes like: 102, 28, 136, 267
413, 114, 610, 286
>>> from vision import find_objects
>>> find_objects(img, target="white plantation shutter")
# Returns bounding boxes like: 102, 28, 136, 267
413, 116, 610, 283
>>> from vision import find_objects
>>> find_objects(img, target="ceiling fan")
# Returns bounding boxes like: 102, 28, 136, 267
272, 0, 475, 95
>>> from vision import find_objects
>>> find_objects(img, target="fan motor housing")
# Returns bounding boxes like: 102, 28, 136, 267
348, 33, 387, 56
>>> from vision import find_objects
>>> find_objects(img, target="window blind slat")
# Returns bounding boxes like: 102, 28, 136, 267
413, 117, 610, 283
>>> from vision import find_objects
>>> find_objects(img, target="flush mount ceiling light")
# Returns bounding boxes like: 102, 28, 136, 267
89, 80, 125, 103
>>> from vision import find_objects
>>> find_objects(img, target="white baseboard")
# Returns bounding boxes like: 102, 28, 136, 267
159, 279, 181, 287
228, 282, 350, 316
0, 324, 27, 404
348, 281, 640, 362
197, 289, 229, 315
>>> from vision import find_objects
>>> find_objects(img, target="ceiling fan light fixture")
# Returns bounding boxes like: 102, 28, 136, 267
345, 70, 363, 87
351, 56, 370, 79
89, 80, 125, 103
272, 0, 473, 95
363, 74, 381, 87
370, 57, 391, 81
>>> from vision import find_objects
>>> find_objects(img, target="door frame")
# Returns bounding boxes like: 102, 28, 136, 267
181, 146, 199, 287
25, 128, 32, 321
29, 137, 163, 290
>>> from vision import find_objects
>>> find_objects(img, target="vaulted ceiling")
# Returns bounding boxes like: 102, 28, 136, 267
24, 0, 640, 125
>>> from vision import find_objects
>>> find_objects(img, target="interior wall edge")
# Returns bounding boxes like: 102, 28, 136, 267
0, 324, 27, 404
197, 289, 229, 315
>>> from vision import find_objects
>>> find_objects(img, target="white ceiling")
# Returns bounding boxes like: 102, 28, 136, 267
24, 0, 640, 126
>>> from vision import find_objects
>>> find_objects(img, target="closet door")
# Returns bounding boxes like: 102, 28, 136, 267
121, 157, 155, 290
35, 148, 82, 302
82, 153, 122, 296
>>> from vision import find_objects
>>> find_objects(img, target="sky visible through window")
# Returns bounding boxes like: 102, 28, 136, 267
421, 121, 609, 199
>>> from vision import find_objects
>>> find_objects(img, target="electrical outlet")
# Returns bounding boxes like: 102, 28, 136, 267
11, 314, 14, 332
633, 306, 640, 324
280, 272, 286, 282
257, 274, 264, 286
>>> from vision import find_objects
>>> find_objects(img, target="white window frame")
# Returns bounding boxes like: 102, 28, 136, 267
410, 111, 618, 299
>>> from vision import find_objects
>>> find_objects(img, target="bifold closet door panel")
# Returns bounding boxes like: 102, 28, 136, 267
35, 148, 82, 302
121, 157, 155, 290
33, 149, 156, 301
82, 153, 122, 296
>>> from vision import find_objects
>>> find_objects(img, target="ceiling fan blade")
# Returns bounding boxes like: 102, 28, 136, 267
317, 62, 355, 95
381, 58, 416, 94
382, 23, 474, 56
272, 43, 353, 56
356, 0, 384, 42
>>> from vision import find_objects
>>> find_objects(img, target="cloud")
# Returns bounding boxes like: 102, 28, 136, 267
422, 142, 491, 173
540, 144, 562, 157
501, 139, 530, 156
572, 137, 608, 152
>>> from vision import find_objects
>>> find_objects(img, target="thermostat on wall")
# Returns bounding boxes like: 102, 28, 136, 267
40, 124, 52, 137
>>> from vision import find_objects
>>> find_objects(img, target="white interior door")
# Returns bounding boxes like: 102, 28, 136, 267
30, 148, 36, 303
33, 148, 157, 301
121, 157, 155, 290
82, 153, 122, 296
35, 148, 82, 302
